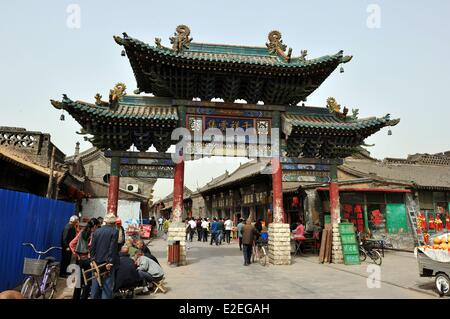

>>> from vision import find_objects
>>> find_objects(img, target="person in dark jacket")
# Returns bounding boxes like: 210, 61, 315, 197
149, 217, 157, 237
60, 215, 79, 277
114, 246, 141, 293
242, 219, 259, 266
90, 213, 119, 299
116, 218, 126, 251
217, 218, 225, 245
254, 219, 263, 241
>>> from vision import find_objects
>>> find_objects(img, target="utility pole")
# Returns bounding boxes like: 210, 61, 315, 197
46, 147, 56, 198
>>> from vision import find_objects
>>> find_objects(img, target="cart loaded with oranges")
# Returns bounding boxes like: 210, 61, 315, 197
415, 233, 450, 297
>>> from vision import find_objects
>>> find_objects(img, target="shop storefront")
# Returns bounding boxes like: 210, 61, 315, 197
318, 188, 411, 240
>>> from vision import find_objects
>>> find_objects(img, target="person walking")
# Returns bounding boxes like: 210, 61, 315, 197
196, 218, 203, 241
201, 218, 209, 242
241, 219, 258, 266
210, 218, 219, 245
217, 218, 225, 245
163, 218, 170, 240
237, 219, 245, 251
158, 216, 163, 232
150, 217, 157, 238
89, 213, 119, 299
224, 217, 233, 244
188, 217, 196, 242
60, 215, 79, 277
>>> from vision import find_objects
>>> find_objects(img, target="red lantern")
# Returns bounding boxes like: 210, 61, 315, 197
292, 196, 299, 207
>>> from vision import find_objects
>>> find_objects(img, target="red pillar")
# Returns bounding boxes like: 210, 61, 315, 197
172, 160, 185, 223
107, 156, 120, 215
271, 157, 285, 223
329, 164, 340, 223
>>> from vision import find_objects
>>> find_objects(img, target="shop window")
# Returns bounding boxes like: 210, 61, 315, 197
433, 191, 446, 203
419, 191, 433, 210
367, 204, 386, 238
341, 203, 364, 232
366, 192, 385, 204
340, 192, 364, 204
386, 192, 404, 204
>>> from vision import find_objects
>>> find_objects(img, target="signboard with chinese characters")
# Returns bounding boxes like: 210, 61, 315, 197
120, 157, 175, 167
281, 164, 330, 171
282, 173, 331, 183
119, 165, 175, 178
187, 115, 271, 136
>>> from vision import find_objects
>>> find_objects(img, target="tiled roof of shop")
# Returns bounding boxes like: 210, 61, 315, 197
342, 159, 450, 190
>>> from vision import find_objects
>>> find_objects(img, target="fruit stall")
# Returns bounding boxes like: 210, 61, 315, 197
415, 232, 450, 296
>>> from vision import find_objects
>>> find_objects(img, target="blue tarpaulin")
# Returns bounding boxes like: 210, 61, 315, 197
0, 188, 75, 291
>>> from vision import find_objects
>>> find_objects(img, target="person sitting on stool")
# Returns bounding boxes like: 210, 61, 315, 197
293, 220, 306, 254
135, 249, 164, 293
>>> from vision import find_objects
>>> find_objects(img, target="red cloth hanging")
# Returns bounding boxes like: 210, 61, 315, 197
344, 204, 353, 213
291, 196, 299, 207
371, 210, 383, 225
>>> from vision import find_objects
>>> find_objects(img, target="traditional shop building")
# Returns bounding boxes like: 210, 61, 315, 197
0, 126, 85, 202
66, 145, 156, 220
195, 151, 450, 251
150, 186, 193, 220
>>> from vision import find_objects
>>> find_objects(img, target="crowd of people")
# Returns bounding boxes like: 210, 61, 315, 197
183, 217, 235, 246
180, 217, 270, 266
60, 213, 165, 299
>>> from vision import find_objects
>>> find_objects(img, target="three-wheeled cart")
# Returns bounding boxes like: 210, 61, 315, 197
416, 249, 450, 296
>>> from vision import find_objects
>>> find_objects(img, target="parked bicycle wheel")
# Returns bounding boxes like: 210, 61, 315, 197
21, 277, 39, 299
359, 248, 367, 262
43, 267, 59, 299
370, 249, 382, 266
258, 246, 267, 266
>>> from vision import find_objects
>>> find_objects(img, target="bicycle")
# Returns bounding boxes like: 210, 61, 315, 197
252, 238, 268, 266
359, 242, 382, 266
21, 243, 61, 299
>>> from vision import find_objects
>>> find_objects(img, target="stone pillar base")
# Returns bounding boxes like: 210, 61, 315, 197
332, 223, 343, 264
167, 223, 187, 266
268, 223, 291, 265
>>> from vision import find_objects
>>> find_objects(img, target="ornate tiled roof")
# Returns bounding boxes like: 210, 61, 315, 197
282, 107, 399, 136
113, 27, 353, 105
117, 36, 347, 69
51, 95, 178, 122
50, 92, 178, 152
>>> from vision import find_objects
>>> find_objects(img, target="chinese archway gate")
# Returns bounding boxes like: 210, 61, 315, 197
51, 25, 398, 265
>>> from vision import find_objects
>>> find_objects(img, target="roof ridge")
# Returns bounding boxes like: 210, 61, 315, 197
190, 42, 267, 50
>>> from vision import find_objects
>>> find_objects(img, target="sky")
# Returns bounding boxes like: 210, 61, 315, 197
1, 1, 449, 200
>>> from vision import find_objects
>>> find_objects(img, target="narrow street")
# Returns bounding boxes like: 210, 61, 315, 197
133, 236, 441, 299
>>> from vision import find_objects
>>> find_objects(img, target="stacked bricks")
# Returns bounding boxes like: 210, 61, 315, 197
332, 223, 344, 264
268, 223, 291, 265
167, 223, 187, 266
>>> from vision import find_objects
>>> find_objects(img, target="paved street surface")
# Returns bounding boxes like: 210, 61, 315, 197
134, 236, 443, 299
53, 236, 444, 299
